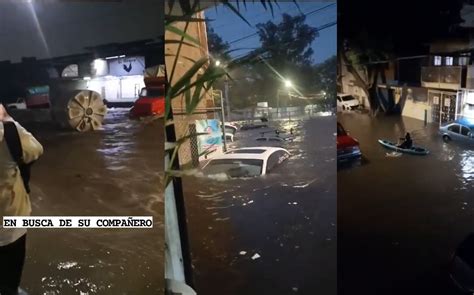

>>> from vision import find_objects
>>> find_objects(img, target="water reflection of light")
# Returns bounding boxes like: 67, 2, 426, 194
459, 150, 474, 187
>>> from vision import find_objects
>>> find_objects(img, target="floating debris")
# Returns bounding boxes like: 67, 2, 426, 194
251, 253, 261, 260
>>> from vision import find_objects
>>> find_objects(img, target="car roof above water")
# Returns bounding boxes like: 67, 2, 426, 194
209, 147, 289, 161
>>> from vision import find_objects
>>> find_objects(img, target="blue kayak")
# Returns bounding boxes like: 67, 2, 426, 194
378, 139, 429, 155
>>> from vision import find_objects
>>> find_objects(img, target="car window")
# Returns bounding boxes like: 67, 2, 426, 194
226, 149, 266, 154
461, 126, 471, 136
448, 124, 460, 133
337, 97, 342, 102
342, 96, 355, 101
337, 123, 347, 136
266, 153, 279, 174
203, 159, 263, 178
266, 151, 290, 174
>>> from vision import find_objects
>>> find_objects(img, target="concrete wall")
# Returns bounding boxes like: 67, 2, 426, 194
401, 99, 432, 123
340, 59, 369, 108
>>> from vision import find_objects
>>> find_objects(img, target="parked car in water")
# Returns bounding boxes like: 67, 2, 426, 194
202, 147, 290, 178
6, 98, 27, 110
439, 119, 474, 143
224, 123, 238, 142
337, 93, 360, 111
337, 122, 362, 162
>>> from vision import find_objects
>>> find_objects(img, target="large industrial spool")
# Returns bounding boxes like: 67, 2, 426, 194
50, 79, 107, 132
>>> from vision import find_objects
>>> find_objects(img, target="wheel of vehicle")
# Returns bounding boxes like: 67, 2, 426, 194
443, 135, 451, 142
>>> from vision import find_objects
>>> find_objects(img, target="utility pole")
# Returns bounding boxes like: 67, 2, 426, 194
213, 90, 227, 152
224, 75, 231, 121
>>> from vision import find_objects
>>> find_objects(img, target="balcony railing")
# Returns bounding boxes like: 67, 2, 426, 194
421, 66, 464, 89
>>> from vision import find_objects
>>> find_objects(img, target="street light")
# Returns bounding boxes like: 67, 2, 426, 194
284, 79, 293, 88
215, 60, 221, 67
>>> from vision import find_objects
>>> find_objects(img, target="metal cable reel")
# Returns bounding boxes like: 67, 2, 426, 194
67, 90, 107, 132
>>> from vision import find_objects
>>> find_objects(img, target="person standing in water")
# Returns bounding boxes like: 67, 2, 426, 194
0, 104, 43, 295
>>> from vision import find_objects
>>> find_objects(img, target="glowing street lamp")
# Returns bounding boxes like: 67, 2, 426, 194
284, 79, 293, 88
215, 60, 221, 67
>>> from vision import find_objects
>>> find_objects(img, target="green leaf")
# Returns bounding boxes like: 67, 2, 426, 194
164, 39, 200, 49
168, 57, 209, 99
173, 66, 226, 99
165, 53, 198, 64
221, 1, 252, 27
184, 80, 191, 111
166, 24, 201, 46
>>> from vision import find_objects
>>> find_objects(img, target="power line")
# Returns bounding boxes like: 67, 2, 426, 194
230, 20, 337, 61
229, 19, 337, 46
228, 3, 336, 45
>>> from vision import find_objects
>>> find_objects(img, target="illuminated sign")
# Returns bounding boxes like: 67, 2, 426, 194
108, 56, 145, 76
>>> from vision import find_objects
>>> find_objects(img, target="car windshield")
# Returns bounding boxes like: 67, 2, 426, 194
342, 96, 355, 101
203, 159, 263, 178
140, 88, 164, 97
226, 149, 266, 154
337, 123, 347, 136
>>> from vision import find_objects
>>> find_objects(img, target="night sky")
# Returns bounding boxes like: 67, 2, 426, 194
0, 0, 162, 63
205, 1, 337, 64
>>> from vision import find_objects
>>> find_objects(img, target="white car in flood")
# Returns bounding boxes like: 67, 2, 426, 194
202, 147, 290, 178
337, 94, 360, 111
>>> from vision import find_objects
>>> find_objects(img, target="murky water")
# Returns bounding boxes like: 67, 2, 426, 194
182, 116, 336, 295
338, 112, 474, 295
16, 109, 163, 294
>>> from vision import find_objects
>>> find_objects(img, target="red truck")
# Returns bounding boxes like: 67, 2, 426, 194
130, 76, 165, 119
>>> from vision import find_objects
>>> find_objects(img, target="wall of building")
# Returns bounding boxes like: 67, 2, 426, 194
165, 11, 216, 166
339, 59, 370, 108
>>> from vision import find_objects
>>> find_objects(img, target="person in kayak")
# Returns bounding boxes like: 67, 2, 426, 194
398, 132, 413, 149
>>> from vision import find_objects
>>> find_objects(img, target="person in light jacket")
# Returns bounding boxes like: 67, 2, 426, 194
0, 104, 43, 295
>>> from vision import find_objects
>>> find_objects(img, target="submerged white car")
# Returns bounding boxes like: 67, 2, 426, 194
202, 147, 290, 177
337, 94, 360, 111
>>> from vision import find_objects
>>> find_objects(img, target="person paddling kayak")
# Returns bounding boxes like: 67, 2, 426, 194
398, 132, 413, 149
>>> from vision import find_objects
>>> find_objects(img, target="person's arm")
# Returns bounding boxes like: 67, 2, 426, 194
0, 104, 43, 163
15, 122, 43, 164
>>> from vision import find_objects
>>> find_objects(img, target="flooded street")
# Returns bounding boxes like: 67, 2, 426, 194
183, 116, 336, 295
16, 109, 163, 294
338, 112, 474, 295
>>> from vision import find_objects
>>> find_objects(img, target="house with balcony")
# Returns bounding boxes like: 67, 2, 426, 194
373, 35, 474, 125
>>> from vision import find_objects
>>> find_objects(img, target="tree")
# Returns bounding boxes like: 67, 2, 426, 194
242, 13, 319, 107
314, 55, 336, 100
206, 24, 231, 62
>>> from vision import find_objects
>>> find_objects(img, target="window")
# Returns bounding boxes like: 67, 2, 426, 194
203, 159, 263, 177
226, 149, 266, 154
337, 123, 347, 136
445, 56, 454, 66
448, 124, 460, 133
434, 56, 442, 66
266, 154, 280, 173
266, 151, 289, 174
459, 56, 469, 66
461, 126, 471, 136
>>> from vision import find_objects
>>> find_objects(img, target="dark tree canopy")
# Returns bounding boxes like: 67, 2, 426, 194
256, 13, 319, 66
206, 25, 231, 62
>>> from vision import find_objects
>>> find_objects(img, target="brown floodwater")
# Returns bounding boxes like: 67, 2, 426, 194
338, 111, 473, 295
14, 108, 163, 295
182, 116, 337, 295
